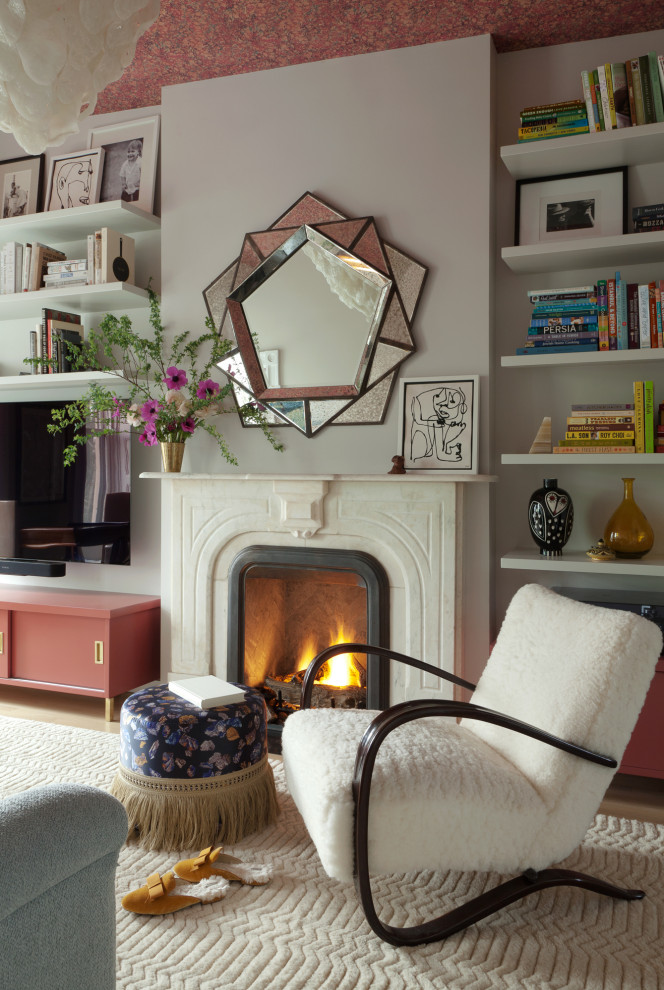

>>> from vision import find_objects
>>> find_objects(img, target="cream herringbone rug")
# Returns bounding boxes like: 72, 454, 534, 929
1, 715, 663, 990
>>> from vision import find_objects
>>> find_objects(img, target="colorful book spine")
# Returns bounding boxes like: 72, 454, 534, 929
615, 271, 628, 349
610, 62, 631, 127
529, 315, 598, 327
515, 344, 598, 355
558, 438, 633, 447
552, 446, 634, 454
639, 54, 656, 123
570, 403, 634, 410
633, 381, 645, 453
648, 282, 659, 348
592, 69, 605, 130
607, 277, 617, 350
629, 57, 646, 124
638, 284, 651, 348
597, 64, 614, 128
626, 282, 640, 349
644, 380, 655, 453
632, 203, 664, 218
658, 280, 664, 347
523, 332, 599, 346
517, 124, 589, 141
647, 52, 664, 122
581, 69, 599, 132
527, 285, 596, 301
596, 278, 609, 350
625, 59, 638, 124
565, 430, 634, 439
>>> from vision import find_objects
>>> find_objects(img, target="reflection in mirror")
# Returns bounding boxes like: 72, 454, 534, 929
204, 192, 427, 438
228, 225, 391, 397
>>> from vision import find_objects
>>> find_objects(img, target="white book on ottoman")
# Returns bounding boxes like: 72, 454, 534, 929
168, 675, 247, 708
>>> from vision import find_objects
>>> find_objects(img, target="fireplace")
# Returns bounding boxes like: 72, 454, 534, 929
226, 545, 389, 750
152, 473, 479, 711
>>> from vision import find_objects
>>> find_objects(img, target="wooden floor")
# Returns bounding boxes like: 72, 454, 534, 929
1, 684, 663, 825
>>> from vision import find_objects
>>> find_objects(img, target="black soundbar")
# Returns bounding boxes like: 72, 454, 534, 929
0, 558, 66, 577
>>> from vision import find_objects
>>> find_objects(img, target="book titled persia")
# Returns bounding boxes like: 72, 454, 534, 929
168, 675, 247, 708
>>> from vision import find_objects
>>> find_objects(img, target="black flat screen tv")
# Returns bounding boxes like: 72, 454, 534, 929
0, 400, 131, 567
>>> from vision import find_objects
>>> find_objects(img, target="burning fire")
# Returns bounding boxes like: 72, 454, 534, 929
296, 623, 361, 688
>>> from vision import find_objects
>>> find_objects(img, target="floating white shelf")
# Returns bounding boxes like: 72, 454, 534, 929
501, 349, 664, 368
501, 549, 664, 576
0, 201, 160, 245
501, 230, 664, 275
502, 453, 664, 465
0, 370, 127, 402
500, 121, 664, 180
0, 281, 149, 319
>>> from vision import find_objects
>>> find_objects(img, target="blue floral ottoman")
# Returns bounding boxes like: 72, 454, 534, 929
110, 683, 279, 851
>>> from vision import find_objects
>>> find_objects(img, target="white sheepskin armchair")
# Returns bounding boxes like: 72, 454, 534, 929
281, 583, 662, 946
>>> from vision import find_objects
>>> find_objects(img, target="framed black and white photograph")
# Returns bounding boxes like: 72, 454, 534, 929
514, 167, 627, 246
44, 148, 105, 211
0, 155, 44, 217
88, 114, 160, 213
398, 375, 479, 473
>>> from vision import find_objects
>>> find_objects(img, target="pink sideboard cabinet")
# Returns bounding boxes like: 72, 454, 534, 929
0, 586, 160, 720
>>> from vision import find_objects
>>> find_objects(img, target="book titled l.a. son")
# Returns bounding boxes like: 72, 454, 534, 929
168, 674, 247, 709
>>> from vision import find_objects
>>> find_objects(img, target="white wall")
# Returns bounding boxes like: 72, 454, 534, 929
495, 29, 664, 621
161, 36, 496, 683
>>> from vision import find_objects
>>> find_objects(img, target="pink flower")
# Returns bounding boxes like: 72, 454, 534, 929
196, 378, 220, 400
141, 398, 161, 422
111, 397, 126, 419
139, 426, 157, 446
182, 416, 197, 433
163, 366, 188, 390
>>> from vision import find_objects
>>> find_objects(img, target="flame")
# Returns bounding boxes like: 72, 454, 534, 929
296, 623, 361, 688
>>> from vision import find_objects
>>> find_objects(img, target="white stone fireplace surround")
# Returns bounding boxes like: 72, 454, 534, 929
151, 473, 485, 704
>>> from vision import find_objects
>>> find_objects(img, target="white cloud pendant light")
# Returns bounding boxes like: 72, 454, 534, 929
0, 0, 160, 154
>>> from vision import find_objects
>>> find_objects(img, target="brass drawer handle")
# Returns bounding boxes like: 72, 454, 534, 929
94, 641, 104, 665
0, 631, 3, 654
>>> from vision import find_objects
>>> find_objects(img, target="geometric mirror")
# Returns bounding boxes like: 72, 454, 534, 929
204, 192, 427, 437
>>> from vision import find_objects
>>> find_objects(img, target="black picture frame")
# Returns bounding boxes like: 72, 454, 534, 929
0, 154, 45, 218
514, 166, 628, 246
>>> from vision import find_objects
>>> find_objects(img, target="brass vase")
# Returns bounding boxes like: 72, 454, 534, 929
603, 477, 654, 558
160, 441, 185, 473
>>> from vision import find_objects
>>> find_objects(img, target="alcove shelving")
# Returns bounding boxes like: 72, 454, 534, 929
0, 200, 160, 386
499, 121, 664, 577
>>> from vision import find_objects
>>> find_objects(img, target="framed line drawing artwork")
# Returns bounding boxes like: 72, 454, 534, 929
514, 167, 627, 246
0, 155, 44, 217
398, 375, 479, 473
44, 148, 105, 211
88, 114, 160, 213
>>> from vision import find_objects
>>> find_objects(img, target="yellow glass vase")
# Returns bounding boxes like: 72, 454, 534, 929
160, 441, 185, 473
603, 477, 654, 558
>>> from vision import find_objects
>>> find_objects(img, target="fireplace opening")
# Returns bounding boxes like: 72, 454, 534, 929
227, 546, 390, 752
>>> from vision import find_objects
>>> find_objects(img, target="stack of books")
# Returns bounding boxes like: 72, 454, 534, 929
581, 52, 664, 131
516, 285, 598, 355
516, 274, 664, 354
43, 258, 88, 290
0, 241, 66, 294
517, 99, 589, 143
553, 402, 637, 454
633, 203, 664, 232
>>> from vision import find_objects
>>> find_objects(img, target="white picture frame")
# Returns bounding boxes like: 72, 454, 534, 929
88, 114, 160, 214
44, 148, 105, 211
515, 167, 627, 246
398, 375, 479, 473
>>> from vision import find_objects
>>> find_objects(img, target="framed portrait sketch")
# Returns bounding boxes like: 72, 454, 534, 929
398, 375, 479, 473
44, 148, 105, 211
0, 155, 44, 218
515, 167, 627, 246
88, 114, 160, 213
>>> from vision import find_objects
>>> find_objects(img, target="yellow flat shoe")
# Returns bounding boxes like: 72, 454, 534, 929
173, 845, 271, 886
122, 870, 229, 915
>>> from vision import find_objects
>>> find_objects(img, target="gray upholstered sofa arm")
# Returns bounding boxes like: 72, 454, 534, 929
0, 784, 128, 990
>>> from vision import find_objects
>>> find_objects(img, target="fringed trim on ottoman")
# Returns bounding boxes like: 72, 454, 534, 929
110, 755, 279, 851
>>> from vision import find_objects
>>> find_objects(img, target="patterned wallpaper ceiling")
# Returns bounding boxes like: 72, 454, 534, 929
96, 0, 664, 114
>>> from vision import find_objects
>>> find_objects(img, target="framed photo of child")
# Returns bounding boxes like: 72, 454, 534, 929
88, 114, 160, 214
397, 375, 479, 473
0, 155, 44, 217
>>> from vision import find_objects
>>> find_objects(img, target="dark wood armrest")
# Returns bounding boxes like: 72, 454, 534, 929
300, 643, 476, 709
